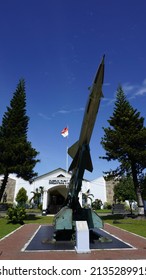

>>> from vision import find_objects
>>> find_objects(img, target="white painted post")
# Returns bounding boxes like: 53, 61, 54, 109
75, 221, 91, 253
42, 190, 48, 215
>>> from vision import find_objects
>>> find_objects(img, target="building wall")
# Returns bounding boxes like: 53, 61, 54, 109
0, 169, 114, 208
86, 177, 106, 205
105, 179, 116, 204
0, 176, 16, 203
0, 174, 32, 203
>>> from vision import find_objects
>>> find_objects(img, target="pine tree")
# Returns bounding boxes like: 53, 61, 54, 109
0, 79, 40, 201
114, 176, 136, 203
101, 85, 146, 215
16, 187, 28, 207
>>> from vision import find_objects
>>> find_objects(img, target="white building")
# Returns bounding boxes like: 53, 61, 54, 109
0, 168, 107, 214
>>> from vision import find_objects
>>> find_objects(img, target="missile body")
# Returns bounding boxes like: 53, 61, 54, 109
64, 56, 105, 210
68, 55, 105, 174
54, 56, 105, 230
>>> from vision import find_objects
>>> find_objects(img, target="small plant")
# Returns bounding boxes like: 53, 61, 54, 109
103, 202, 112, 210
82, 189, 94, 208
29, 187, 43, 208
7, 206, 26, 224
92, 199, 103, 210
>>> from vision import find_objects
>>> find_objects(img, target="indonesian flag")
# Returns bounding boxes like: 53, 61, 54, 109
61, 127, 69, 137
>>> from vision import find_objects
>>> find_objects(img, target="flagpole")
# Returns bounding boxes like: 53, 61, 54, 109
66, 126, 69, 173
61, 127, 69, 173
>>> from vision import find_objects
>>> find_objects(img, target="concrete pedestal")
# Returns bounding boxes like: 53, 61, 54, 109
75, 221, 91, 253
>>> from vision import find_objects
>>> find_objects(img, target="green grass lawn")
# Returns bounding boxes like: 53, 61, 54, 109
96, 209, 111, 213
0, 214, 146, 240
0, 215, 54, 239
106, 218, 146, 238
25, 214, 54, 224
0, 218, 20, 239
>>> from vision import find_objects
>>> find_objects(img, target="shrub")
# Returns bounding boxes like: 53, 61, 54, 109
103, 202, 112, 210
16, 187, 28, 207
92, 199, 103, 210
7, 206, 26, 224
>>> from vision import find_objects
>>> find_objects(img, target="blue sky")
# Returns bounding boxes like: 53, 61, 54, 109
1, 0, 146, 180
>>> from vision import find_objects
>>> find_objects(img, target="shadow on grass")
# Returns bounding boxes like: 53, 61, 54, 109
100, 214, 125, 221
25, 214, 54, 224
25, 214, 42, 221
100, 213, 139, 220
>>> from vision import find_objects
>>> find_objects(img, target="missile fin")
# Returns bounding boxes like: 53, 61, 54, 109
68, 149, 79, 172
68, 140, 79, 159
68, 146, 93, 173
84, 148, 93, 172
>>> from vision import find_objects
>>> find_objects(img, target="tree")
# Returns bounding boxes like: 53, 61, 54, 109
100, 85, 146, 215
92, 199, 103, 210
30, 187, 44, 208
82, 189, 94, 208
114, 176, 136, 213
140, 174, 146, 200
0, 79, 40, 201
16, 187, 28, 207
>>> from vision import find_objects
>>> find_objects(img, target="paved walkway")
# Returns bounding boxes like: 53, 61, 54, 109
0, 223, 146, 260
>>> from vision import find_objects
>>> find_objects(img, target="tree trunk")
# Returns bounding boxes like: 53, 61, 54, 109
0, 172, 9, 202
131, 163, 144, 215
136, 187, 144, 215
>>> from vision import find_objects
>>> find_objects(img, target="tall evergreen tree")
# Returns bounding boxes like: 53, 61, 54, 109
114, 176, 136, 203
101, 85, 146, 215
0, 79, 40, 201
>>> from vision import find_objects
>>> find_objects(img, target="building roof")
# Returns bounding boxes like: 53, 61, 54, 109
33, 168, 71, 181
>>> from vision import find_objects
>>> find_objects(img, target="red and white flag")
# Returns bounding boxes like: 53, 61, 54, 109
61, 127, 69, 137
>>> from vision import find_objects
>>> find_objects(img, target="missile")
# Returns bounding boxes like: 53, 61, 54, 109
68, 55, 105, 173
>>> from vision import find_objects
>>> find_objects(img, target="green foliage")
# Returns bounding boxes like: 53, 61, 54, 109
140, 174, 146, 199
101, 86, 146, 176
30, 187, 44, 208
0, 79, 40, 201
82, 190, 94, 208
114, 176, 136, 202
15, 187, 28, 207
7, 206, 26, 224
103, 202, 112, 209
100, 86, 146, 211
92, 199, 103, 210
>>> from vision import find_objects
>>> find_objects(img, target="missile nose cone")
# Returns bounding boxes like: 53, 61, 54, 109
94, 55, 105, 84
100, 54, 105, 68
